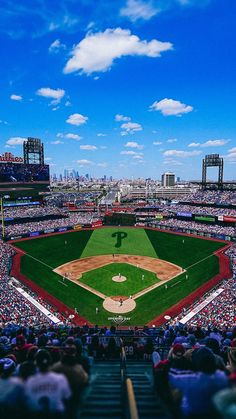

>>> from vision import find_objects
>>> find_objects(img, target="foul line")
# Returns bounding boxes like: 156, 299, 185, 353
23, 253, 54, 271
185, 253, 214, 271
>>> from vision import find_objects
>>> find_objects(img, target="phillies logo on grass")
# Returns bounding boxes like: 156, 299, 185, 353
0, 152, 24, 163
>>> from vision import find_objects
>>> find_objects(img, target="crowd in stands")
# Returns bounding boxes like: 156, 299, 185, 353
2, 205, 66, 220
176, 278, 236, 329
181, 190, 236, 205
225, 244, 236, 278
162, 203, 236, 217
0, 240, 65, 326
2, 212, 101, 237
45, 191, 100, 207
156, 218, 236, 237
153, 323, 236, 418
1, 320, 236, 417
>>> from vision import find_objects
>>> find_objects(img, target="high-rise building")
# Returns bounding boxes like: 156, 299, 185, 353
161, 172, 175, 187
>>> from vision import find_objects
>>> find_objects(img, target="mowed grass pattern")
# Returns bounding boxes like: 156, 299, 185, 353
14, 230, 93, 268
80, 263, 159, 296
145, 229, 225, 268
81, 228, 157, 258
19, 253, 220, 325
14, 227, 227, 325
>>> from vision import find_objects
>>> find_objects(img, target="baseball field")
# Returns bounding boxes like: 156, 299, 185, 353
13, 227, 226, 325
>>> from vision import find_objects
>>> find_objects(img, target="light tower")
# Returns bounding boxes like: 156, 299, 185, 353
23, 137, 44, 165
202, 154, 223, 190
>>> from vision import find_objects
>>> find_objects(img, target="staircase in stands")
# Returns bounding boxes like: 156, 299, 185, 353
79, 360, 170, 419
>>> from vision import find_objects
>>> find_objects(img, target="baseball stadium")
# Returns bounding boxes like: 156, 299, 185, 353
10, 226, 230, 326
1, 2, 236, 415
0, 138, 236, 419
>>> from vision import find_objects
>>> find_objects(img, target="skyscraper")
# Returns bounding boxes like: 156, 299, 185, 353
161, 172, 175, 187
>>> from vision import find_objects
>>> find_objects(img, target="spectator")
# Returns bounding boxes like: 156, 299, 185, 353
25, 349, 71, 417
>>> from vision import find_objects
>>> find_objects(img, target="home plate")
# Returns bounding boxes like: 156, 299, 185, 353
103, 297, 136, 313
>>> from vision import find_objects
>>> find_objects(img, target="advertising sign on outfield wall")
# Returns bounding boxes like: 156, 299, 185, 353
73, 224, 82, 230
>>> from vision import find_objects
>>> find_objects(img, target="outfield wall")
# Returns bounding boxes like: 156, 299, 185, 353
147, 223, 236, 242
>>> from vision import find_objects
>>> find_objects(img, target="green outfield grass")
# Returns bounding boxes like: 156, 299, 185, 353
79, 263, 159, 296
19, 252, 219, 325
81, 227, 157, 258
14, 230, 93, 267
145, 229, 224, 268
14, 227, 226, 325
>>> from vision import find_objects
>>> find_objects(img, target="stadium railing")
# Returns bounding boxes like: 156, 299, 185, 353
120, 338, 139, 419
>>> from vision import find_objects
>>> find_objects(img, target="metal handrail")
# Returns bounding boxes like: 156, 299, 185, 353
126, 378, 139, 419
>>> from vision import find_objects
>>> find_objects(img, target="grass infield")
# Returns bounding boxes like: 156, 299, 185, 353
14, 227, 226, 325
80, 263, 159, 296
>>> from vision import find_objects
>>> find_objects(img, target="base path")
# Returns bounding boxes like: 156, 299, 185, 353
54, 254, 182, 281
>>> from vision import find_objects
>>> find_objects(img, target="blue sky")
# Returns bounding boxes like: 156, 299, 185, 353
0, 0, 235, 180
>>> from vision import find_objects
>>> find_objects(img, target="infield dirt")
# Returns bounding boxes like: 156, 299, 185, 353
54, 254, 182, 280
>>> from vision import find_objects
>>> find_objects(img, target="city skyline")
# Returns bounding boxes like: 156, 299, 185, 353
0, 0, 235, 179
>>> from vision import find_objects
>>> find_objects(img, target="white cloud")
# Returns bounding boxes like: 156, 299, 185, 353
65, 133, 82, 140
6, 137, 27, 146
188, 139, 229, 148
153, 141, 162, 145
120, 150, 143, 158
56, 133, 64, 138
10, 94, 22, 101
201, 139, 229, 147
163, 149, 202, 157
188, 142, 201, 147
121, 150, 137, 155
167, 138, 177, 143
133, 155, 144, 160
66, 113, 88, 126
51, 140, 64, 144
76, 159, 92, 166
225, 152, 236, 163
224, 147, 236, 163
80, 145, 97, 151
65, 100, 71, 107
115, 114, 131, 122
36, 87, 65, 104
97, 133, 107, 137
44, 157, 52, 162
150, 98, 193, 116
120, 0, 159, 22
49, 39, 66, 53
100, 145, 108, 149
64, 28, 173, 75
121, 121, 143, 134
125, 141, 143, 149
97, 162, 108, 167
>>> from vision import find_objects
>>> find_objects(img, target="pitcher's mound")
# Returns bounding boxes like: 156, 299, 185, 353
112, 275, 127, 282
103, 297, 136, 313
